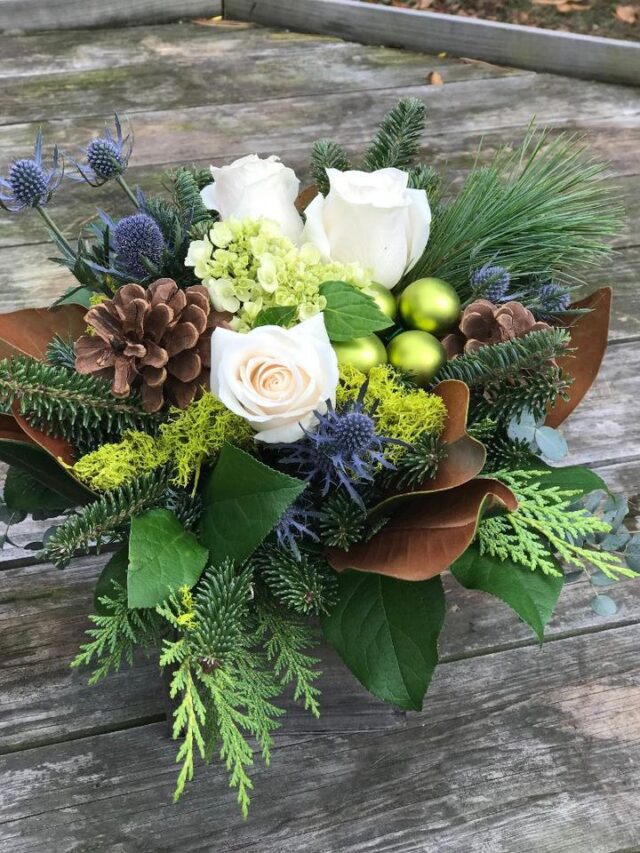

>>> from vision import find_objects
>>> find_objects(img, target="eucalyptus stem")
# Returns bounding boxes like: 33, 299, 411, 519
35, 205, 76, 258
116, 175, 140, 209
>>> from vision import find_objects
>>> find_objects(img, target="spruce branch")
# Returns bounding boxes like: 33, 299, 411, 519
0, 356, 157, 448
45, 335, 77, 371
383, 432, 447, 489
171, 167, 211, 225
252, 546, 338, 615
362, 97, 426, 172
310, 139, 351, 195
474, 363, 572, 424
44, 468, 170, 567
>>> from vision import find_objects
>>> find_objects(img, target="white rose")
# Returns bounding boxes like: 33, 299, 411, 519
302, 167, 431, 289
211, 313, 338, 444
200, 154, 303, 243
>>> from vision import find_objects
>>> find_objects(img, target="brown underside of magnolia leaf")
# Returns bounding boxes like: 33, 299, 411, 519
0, 305, 87, 360
0, 413, 36, 444
12, 405, 77, 467
295, 184, 318, 213
545, 287, 611, 429
327, 478, 517, 581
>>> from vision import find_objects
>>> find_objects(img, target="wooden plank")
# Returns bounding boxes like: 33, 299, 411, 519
2, 623, 640, 851
0, 0, 222, 33
226, 0, 640, 86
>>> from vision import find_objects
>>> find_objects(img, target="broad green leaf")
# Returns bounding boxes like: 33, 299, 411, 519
253, 306, 297, 328
451, 543, 564, 642
321, 571, 445, 711
128, 509, 208, 608
0, 439, 92, 506
4, 466, 73, 513
95, 546, 128, 615
199, 444, 306, 565
528, 463, 609, 497
55, 286, 93, 308
319, 280, 393, 341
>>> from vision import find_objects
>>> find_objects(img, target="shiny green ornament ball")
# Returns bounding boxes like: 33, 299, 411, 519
398, 277, 461, 336
386, 330, 446, 387
366, 282, 398, 321
332, 334, 388, 375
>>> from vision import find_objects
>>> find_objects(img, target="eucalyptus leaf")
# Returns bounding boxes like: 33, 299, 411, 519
128, 509, 208, 608
599, 531, 630, 552
625, 535, 640, 572
507, 409, 537, 444
534, 426, 568, 462
590, 570, 616, 588
321, 571, 445, 711
319, 280, 392, 341
590, 594, 617, 617
602, 494, 628, 531
451, 544, 563, 642
199, 444, 306, 566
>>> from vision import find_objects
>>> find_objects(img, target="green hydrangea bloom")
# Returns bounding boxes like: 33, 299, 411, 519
185, 217, 372, 331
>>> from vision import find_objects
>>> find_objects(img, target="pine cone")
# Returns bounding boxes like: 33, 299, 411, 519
442, 299, 551, 357
75, 279, 230, 412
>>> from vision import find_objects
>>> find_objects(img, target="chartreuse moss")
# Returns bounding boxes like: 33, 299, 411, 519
337, 364, 447, 461
73, 392, 254, 492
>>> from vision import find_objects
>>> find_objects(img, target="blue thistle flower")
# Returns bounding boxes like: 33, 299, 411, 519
470, 263, 511, 302
113, 213, 165, 280
274, 498, 320, 560
0, 130, 62, 212
71, 114, 132, 186
275, 384, 404, 509
535, 282, 572, 314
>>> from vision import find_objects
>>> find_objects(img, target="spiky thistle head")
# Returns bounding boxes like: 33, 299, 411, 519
274, 497, 320, 560
533, 282, 573, 316
71, 114, 132, 186
0, 130, 62, 212
470, 263, 512, 302
275, 383, 403, 508
113, 213, 165, 280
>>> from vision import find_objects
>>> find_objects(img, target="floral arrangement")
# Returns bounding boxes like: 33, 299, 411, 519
1, 100, 638, 815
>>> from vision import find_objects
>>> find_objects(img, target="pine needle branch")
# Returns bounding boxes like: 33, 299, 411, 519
362, 97, 427, 172
310, 139, 351, 195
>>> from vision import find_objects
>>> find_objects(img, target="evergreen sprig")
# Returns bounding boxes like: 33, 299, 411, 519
407, 127, 623, 296
71, 582, 159, 684
362, 97, 427, 172
319, 490, 369, 549
171, 167, 211, 225
310, 139, 351, 195
252, 547, 338, 615
0, 356, 157, 448
45, 335, 76, 371
434, 328, 571, 387
44, 468, 170, 567
474, 363, 572, 424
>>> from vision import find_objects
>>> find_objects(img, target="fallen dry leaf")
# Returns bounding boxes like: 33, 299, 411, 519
615, 4, 637, 23
427, 71, 444, 85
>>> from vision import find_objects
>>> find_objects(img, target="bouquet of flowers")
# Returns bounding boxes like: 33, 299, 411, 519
1, 100, 637, 815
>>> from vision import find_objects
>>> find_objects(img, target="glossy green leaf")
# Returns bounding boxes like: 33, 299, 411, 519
528, 463, 609, 497
253, 306, 297, 328
95, 546, 128, 615
128, 509, 208, 608
321, 571, 445, 710
451, 543, 564, 642
199, 444, 306, 566
319, 280, 393, 341
0, 439, 92, 506
4, 466, 74, 513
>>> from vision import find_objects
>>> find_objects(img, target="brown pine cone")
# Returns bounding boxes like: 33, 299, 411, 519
442, 299, 551, 358
75, 278, 230, 413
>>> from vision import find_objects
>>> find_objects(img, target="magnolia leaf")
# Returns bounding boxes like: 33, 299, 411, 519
451, 543, 564, 642
546, 287, 611, 428
0, 304, 86, 360
253, 306, 297, 328
128, 509, 208, 608
95, 546, 129, 614
199, 444, 306, 566
321, 572, 445, 710
3, 466, 73, 514
295, 184, 319, 213
319, 280, 393, 341
12, 405, 77, 467
0, 439, 91, 506
327, 478, 517, 581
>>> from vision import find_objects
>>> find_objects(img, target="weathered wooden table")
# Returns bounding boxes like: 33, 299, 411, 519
1, 19, 640, 852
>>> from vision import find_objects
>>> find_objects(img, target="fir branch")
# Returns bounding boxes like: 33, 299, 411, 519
71, 582, 158, 684
407, 127, 623, 296
252, 546, 338, 615
479, 470, 637, 579
318, 490, 369, 549
362, 97, 426, 172
310, 139, 351, 195
434, 328, 571, 387
255, 603, 322, 718
474, 363, 572, 424
46, 335, 77, 371
43, 468, 170, 567
171, 167, 211, 226
0, 356, 157, 448
383, 432, 447, 489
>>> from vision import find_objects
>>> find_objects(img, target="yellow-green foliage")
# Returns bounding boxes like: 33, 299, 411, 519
337, 364, 447, 462
73, 392, 254, 491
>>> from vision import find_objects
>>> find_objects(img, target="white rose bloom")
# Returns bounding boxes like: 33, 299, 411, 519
302, 167, 431, 289
210, 314, 338, 444
200, 154, 303, 243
